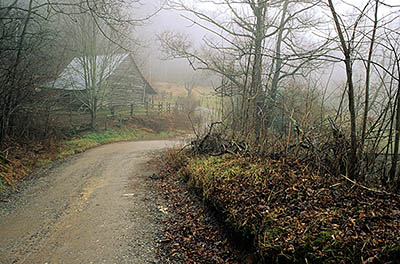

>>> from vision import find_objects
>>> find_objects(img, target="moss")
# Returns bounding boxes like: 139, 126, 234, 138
312, 230, 335, 247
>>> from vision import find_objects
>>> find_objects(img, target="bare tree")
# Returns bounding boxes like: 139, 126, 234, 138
161, 0, 326, 146
0, 0, 57, 140
60, 11, 130, 129
183, 73, 199, 98
360, 0, 379, 150
382, 30, 400, 189
325, 0, 375, 179
0, 0, 157, 140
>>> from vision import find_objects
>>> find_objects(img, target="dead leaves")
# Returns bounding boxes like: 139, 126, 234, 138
154, 180, 244, 263
0, 139, 61, 186
152, 150, 246, 263
160, 151, 400, 263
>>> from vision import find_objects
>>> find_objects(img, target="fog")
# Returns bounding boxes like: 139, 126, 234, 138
4, 0, 398, 101
132, 1, 221, 93
133, 0, 399, 102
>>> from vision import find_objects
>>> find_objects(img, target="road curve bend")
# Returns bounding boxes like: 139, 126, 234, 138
0, 140, 179, 264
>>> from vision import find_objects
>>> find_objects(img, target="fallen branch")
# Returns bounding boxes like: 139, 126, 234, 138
340, 173, 400, 197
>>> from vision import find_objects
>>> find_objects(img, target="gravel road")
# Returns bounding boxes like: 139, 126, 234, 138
0, 140, 179, 264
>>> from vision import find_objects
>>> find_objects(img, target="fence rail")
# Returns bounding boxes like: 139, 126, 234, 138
108, 101, 186, 118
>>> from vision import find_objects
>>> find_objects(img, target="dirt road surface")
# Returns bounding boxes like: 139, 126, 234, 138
0, 140, 180, 264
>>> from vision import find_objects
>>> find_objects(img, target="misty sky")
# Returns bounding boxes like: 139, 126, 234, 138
134, 1, 208, 85
135, 0, 399, 93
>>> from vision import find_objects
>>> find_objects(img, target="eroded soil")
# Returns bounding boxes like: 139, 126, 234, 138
0, 140, 179, 264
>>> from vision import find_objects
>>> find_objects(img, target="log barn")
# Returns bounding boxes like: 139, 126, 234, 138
44, 53, 157, 109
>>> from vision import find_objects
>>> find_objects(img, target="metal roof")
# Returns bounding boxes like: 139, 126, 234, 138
44, 53, 130, 90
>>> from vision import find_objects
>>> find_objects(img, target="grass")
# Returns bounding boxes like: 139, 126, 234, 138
0, 128, 182, 187
60, 128, 179, 157
0, 111, 192, 187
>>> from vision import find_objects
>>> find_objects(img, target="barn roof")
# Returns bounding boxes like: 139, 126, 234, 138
127, 55, 157, 95
44, 53, 157, 94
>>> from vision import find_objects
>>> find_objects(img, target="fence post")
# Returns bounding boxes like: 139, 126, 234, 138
158, 102, 162, 114
130, 104, 134, 117
110, 106, 115, 120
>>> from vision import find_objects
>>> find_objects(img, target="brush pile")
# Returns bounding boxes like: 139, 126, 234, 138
190, 123, 248, 156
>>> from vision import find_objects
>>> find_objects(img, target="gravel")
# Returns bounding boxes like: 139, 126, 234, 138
0, 140, 180, 264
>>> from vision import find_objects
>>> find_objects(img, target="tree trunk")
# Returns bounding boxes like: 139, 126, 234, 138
249, 0, 266, 138
327, 0, 358, 179
361, 0, 379, 151
90, 109, 97, 130
266, 0, 289, 130
345, 57, 358, 179
391, 74, 400, 188
269, 0, 289, 103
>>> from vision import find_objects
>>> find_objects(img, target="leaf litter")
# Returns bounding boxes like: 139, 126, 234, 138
149, 151, 254, 264
153, 149, 400, 263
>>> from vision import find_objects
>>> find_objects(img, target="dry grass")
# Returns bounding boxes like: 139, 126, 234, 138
0, 113, 192, 187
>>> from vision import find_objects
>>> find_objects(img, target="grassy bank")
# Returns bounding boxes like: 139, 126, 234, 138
59, 128, 180, 157
160, 150, 400, 263
0, 113, 190, 187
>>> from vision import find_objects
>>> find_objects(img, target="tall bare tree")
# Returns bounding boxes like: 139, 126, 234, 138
0, 0, 57, 140
325, 0, 374, 179
161, 0, 325, 145
0, 0, 155, 140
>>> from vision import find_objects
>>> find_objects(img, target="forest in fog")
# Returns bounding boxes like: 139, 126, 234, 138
2, 1, 400, 263
2, 0, 400, 194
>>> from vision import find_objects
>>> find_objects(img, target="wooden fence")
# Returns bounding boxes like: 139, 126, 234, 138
108, 101, 186, 119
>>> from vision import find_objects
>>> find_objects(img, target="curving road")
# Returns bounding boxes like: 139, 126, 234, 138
0, 140, 179, 264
